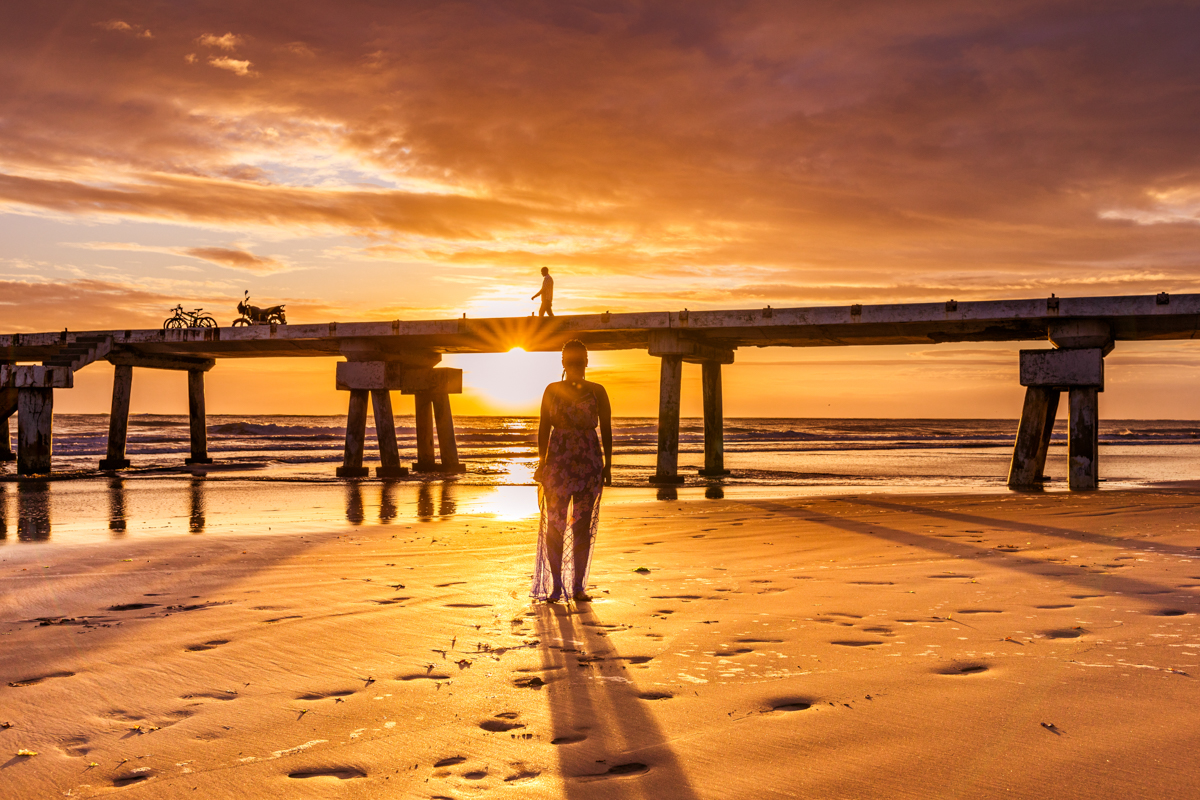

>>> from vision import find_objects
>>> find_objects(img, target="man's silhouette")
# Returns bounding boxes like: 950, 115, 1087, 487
532, 266, 554, 317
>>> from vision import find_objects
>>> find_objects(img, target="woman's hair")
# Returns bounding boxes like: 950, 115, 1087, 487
561, 339, 587, 361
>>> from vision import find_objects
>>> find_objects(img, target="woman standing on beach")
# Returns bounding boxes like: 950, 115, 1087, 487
532, 340, 613, 602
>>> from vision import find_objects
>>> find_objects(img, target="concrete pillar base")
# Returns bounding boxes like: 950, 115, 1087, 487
649, 474, 685, 484
336, 466, 370, 478
376, 465, 409, 478
99, 458, 132, 470
698, 468, 731, 476
412, 461, 466, 474
185, 457, 214, 466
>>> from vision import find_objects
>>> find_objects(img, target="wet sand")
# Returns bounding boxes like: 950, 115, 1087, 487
2, 487, 1199, 798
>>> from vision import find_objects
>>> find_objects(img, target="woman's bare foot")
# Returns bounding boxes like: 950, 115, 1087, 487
572, 592, 592, 602
546, 588, 563, 603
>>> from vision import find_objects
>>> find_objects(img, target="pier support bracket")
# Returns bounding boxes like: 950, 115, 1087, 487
334, 362, 464, 476
1010, 345, 1106, 491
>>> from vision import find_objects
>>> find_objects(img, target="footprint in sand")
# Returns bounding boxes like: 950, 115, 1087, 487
1043, 628, 1086, 639
576, 763, 650, 781
956, 609, 1004, 615
551, 732, 588, 745
831, 640, 884, 647
112, 769, 156, 787
185, 639, 230, 652
712, 648, 754, 656
262, 615, 303, 624
1036, 604, 1074, 609
769, 698, 813, 712
637, 691, 673, 701
399, 672, 451, 681
738, 637, 784, 644
850, 581, 894, 586
480, 712, 525, 733
433, 756, 467, 767
295, 689, 356, 701
8, 671, 75, 688
935, 662, 989, 676
1155, 609, 1189, 617
108, 603, 158, 611
435, 582, 467, 588
370, 597, 412, 605
445, 603, 491, 608
181, 691, 238, 702
288, 768, 367, 780
58, 735, 92, 757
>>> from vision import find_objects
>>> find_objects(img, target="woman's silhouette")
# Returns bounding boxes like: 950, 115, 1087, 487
532, 340, 613, 601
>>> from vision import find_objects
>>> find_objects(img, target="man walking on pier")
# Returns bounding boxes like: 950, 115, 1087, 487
532, 267, 554, 317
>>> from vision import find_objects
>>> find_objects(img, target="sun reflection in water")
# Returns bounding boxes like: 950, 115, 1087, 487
465, 485, 540, 521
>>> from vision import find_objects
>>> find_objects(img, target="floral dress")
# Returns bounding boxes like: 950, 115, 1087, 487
531, 385, 604, 599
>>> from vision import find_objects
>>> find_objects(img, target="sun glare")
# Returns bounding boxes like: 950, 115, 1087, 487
449, 348, 564, 412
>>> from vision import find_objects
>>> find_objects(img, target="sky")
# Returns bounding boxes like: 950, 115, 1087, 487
2, 1, 1199, 418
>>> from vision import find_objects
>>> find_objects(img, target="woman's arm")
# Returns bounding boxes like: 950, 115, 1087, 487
596, 384, 613, 486
538, 384, 554, 464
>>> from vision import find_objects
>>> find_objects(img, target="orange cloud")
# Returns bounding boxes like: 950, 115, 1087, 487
198, 32, 243, 50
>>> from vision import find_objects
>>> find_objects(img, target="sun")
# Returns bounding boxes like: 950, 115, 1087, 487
450, 347, 564, 412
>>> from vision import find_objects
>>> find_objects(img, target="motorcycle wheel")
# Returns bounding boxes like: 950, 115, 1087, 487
231, 318, 250, 327
269, 313, 286, 325
164, 318, 185, 330
198, 316, 218, 328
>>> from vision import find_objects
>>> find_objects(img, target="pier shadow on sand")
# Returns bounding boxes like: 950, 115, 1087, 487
534, 602, 700, 799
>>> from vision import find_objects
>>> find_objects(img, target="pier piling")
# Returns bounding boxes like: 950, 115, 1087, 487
432, 392, 464, 473
413, 391, 437, 472
1007, 387, 1060, 488
185, 369, 213, 465
99, 365, 133, 470
1068, 387, 1100, 490
337, 389, 371, 478
371, 389, 407, 478
651, 355, 685, 483
699, 360, 730, 476
17, 388, 54, 475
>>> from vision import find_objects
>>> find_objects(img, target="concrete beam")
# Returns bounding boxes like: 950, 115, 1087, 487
339, 339, 441, 366
1048, 319, 1113, 353
1, 365, 73, 389
1020, 348, 1104, 389
107, 352, 215, 372
335, 362, 462, 394
647, 330, 735, 364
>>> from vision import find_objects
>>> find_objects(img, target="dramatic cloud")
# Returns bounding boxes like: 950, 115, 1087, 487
3, 2, 1200, 414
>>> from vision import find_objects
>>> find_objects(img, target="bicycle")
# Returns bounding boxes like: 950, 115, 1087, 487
163, 305, 218, 330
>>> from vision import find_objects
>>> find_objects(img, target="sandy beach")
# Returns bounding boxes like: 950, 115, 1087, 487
2, 486, 1200, 798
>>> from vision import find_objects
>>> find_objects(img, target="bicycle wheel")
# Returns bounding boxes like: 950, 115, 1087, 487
198, 316, 218, 328
164, 317, 185, 330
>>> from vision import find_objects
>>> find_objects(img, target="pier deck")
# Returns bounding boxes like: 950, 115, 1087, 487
2, 292, 1198, 486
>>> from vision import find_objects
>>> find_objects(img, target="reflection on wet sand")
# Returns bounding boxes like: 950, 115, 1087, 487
379, 480, 399, 524
705, 484, 725, 499
346, 482, 365, 525
189, 478, 206, 534
0, 484, 7, 541
18, 481, 51, 541
108, 478, 127, 535
656, 486, 678, 501
417, 481, 458, 522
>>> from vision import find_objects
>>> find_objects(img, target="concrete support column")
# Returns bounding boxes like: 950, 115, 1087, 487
651, 355, 685, 483
1068, 387, 1100, 490
17, 388, 53, 476
1007, 386, 1060, 488
413, 391, 437, 472
371, 390, 408, 478
185, 369, 213, 465
337, 389, 370, 478
100, 365, 134, 470
699, 360, 729, 476
0, 412, 12, 462
432, 392, 465, 473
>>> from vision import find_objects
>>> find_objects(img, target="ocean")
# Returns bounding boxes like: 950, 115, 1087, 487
3, 416, 1198, 543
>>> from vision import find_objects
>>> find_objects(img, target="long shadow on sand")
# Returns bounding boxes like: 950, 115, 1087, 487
535, 602, 700, 799
844, 496, 1200, 561
754, 500, 1200, 607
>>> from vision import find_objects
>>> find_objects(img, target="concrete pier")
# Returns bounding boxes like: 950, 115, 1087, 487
335, 361, 462, 476
371, 390, 407, 478
17, 389, 54, 476
699, 360, 729, 476
99, 365, 133, 470
1068, 387, 1100, 490
651, 355, 684, 483
1007, 387, 1060, 488
337, 389, 371, 478
1, 393, 14, 462
185, 369, 213, 465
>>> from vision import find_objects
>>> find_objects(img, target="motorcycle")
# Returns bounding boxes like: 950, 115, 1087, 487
233, 291, 286, 326
163, 304, 217, 330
